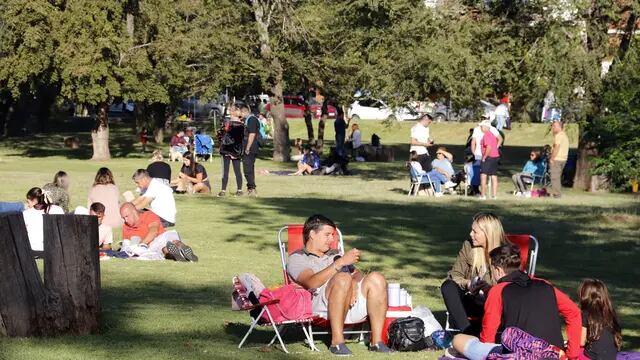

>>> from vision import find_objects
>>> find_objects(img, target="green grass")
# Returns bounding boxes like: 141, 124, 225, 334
0, 120, 637, 360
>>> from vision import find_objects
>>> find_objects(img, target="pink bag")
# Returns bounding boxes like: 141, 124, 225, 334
531, 188, 548, 198
259, 284, 313, 323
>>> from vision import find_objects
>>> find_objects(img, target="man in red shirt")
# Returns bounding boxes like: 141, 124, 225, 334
120, 203, 197, 262
451, 244, 581, 359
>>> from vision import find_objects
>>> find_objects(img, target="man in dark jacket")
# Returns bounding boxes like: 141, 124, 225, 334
451, 244, 581, 360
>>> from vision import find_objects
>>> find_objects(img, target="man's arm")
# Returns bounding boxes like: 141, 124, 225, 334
554, 287, 582, 359
132, 196, 152, 210
142, 221, 160, 246
296, 265, 340, 290
550, 142, 559, 163
245, 133, 256, 153
441, 150, 453, 162
410, 137, 432, 147
480, 283, 506, 343
482, 144, 492, 161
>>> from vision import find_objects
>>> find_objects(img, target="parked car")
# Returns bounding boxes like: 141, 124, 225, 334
178, 97, 225, 120
265, 95, 337, 119
347, 99, 420, 121
425, 99, 497, 122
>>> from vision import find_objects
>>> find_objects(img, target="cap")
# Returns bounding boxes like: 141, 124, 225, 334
478, 119, 492, 127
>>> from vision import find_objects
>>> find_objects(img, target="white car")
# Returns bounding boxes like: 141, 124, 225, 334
348, 99, 419, 121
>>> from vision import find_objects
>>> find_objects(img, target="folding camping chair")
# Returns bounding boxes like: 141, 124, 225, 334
408, 166, 436, 197
445, 233, 540, 330
277, 225, 370, 351
195, 133, 214, 162
237, 297, 315, 353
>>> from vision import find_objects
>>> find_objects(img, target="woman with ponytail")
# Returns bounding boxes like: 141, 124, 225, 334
22, 187, 64, 256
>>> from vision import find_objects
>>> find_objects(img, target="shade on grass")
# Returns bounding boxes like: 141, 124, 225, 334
0, 121, 637, 359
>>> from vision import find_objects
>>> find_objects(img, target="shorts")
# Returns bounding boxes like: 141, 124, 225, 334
148, 230, 181, 255
480, 157, 499, 176
313, 279, 368, 324
462, 337, 503, 360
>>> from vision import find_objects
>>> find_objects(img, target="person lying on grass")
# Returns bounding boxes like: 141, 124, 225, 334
119, 203, 197, 262
286, 214, 391, 355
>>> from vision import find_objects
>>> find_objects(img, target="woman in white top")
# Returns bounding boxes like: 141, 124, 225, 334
22, 187, 64, 256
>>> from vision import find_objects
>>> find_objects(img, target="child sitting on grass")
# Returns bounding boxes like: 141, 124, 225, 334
578, 279, 622, 360
90, 202, 113, 250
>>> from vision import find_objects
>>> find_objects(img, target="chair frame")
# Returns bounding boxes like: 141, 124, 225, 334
529, 160, 550, 192
408, 167, 436, 197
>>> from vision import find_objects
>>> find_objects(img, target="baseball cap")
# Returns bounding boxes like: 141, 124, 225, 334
478, 119, 492, 127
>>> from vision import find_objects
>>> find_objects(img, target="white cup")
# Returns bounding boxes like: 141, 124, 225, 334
387, 283, 401, 307
400, 289, 408, 306
131, 236, 141, 245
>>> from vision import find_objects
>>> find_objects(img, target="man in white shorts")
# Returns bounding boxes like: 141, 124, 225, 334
287, 214, 391, 356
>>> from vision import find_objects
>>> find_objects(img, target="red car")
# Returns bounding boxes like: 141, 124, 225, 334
266, 95, 337, 119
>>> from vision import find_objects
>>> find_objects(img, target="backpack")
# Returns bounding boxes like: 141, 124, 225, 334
258, 284, 313, 323
245, 115, 266, 147
387, 317, 430, 351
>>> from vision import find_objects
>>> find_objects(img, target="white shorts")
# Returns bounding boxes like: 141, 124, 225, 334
148, 230, 180, 255
313, 279, 368, 324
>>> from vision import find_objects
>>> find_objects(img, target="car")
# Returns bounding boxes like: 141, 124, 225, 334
426, 99, 497, 122
178, 96, 225, 120
265, 95, 337, 119
347, 99, 420, 121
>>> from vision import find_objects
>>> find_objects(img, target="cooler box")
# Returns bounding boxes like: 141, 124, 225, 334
381, 305, 413, 345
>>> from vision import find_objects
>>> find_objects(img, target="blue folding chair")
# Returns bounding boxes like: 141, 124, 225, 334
408, 166, 436, 197
195, 134, 214, 162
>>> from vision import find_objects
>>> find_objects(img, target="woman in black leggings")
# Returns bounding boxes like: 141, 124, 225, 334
218, 111, 245, 197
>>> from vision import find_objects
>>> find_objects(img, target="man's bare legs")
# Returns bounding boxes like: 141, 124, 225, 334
480, 173, 488, 197
325, 272, 352, 345
362, 272, 387, 345
491, 175, 498, 198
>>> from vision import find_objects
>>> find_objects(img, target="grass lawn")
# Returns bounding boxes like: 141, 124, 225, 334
0, 120, 637, 360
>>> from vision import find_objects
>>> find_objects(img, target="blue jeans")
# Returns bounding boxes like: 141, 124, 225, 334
423, 170, 446, 193
0, 202, 24, 214
463, 337, 503, 360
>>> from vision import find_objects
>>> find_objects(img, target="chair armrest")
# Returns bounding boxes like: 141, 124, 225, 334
244, 298, 280, 310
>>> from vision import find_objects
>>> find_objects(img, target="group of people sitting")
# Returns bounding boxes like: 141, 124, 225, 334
1, 166, 198, 262
285, 214, 623, 359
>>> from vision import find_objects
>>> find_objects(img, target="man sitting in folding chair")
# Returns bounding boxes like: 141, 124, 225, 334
286, 214, 392, 355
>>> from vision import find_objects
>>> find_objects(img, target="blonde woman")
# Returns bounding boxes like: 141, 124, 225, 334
441, 212, 507, 334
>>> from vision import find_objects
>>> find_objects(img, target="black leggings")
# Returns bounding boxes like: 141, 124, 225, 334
441, 279, 485, 333
221, 156, 242, 191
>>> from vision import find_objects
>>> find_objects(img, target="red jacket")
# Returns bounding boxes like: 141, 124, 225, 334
480, 271, 581, 359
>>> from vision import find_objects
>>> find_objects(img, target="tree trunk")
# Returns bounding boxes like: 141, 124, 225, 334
0, 214, 47, 337
573, 129, 598, 191
91, 103, 111, 161
317, 114, 327, 153
304, 111, 314, 140
43, 215, 100, 335
252, 1, 289, 162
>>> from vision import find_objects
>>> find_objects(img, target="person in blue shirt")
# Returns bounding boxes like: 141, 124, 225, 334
512, 148, 545, 196
292, 145, 321, 175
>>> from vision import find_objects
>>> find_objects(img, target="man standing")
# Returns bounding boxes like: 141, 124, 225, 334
119, 203, 197, 261
549, 120, 569, 198
287, 215, 391, 355
131, 169, 176, 227
410, 114, 434, 170
240, 105, 259, 196
451, 244, 581, 360
470, 118, 502, 194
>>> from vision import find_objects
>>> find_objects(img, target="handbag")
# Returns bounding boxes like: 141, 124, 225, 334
387, 316, 430, 351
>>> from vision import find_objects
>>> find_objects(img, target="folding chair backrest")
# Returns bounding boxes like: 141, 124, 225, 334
506, 234, 539, 276
278, 225, 344, 285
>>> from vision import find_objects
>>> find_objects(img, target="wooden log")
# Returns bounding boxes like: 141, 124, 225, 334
0, 214, 46, 337
43, 215, 100, 335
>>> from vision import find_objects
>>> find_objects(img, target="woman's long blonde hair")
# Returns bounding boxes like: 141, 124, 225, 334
471, 212, 506, 275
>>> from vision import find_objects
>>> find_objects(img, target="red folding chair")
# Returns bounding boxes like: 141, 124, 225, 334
505, 234, 539, 276
277, 225, 370, 351
445, 234, 540, 330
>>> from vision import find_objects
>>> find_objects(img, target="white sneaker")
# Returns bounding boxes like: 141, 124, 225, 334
478, 195, 487, 200
524, 191, 532, 198
514, 191, 522, 197
434, 192, 444, 197
444, 181, 456, 189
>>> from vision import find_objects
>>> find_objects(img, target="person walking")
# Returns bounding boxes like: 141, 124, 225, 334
549, 120, 569, 198
410, 114, 434, 170
240, 104, 259, 196
217, 108, 244, 197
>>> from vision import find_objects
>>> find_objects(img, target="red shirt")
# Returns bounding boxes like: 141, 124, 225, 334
123, 211, 165, 240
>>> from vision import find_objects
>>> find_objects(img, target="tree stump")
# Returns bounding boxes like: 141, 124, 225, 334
43, 215, 100, 335
0, 214, 47, 337
0, 214, 101, 337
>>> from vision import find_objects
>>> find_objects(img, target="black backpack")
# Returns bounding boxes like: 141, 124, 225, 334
387, 317, 430, 352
